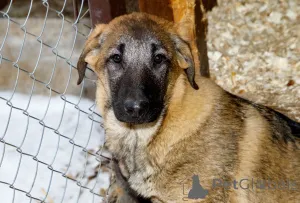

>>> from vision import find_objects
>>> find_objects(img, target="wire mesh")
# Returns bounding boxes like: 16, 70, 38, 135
0, 0, 110, 202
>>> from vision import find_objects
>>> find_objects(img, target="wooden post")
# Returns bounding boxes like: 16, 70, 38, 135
139, 0, 217, 78
138, 0, 173, 21
194, 0, 210, 77
72, 0, 79, 21
0, 0, 9, 11
88, 0, 127, 27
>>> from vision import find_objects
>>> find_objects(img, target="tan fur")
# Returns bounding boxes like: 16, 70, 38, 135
77, 13, 300, 203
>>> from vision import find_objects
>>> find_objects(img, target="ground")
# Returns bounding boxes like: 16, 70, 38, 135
0, 0, 299, 202
0, 93, 109, 202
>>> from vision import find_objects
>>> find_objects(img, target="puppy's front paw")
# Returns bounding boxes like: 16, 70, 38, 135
106, 183, 140, 203
106, 184, 123, 203
104, 160, 136, 203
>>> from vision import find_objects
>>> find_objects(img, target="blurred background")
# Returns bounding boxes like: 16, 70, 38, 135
0, 0, 299, 202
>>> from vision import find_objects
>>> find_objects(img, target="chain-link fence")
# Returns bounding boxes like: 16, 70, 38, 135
0, 0, 111, 202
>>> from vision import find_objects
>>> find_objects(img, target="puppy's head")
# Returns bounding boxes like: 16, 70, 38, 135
77, 13, 198, 124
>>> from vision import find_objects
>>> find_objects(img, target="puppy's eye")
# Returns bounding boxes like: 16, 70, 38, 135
154, 54, 165, 64
112, 54, 122, 63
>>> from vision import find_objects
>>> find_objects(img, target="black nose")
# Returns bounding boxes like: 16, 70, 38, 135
124, 99, 149, 117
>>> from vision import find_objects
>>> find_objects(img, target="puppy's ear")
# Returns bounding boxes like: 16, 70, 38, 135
171, 35, 198, 90
77, 24, 106, 85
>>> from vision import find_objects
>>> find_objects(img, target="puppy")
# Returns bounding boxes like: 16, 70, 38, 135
77, 12, 300, 203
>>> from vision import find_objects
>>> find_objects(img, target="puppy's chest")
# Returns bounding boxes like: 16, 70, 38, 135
105, 125, 158, 196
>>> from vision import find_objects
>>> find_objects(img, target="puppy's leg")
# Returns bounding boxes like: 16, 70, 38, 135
106, 159, 151, 203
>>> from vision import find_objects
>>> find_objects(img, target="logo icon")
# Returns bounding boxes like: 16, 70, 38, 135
188, 175, 209, 199
180, 175, 209, 201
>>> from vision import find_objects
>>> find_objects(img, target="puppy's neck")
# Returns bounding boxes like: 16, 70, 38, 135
103, 107, 164, 158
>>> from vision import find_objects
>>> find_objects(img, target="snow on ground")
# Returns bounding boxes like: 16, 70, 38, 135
0, 92, 110, 203
1, 1, 299, 203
